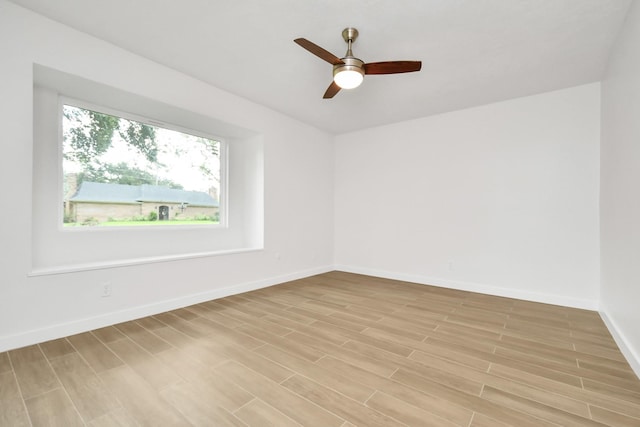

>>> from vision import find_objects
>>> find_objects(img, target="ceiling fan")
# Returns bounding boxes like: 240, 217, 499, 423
294, 27, 422, 99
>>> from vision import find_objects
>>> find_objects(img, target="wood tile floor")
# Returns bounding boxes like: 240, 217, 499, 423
1, 271, 640, 426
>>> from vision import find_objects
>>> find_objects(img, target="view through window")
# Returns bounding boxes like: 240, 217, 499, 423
62, 102, 223, 227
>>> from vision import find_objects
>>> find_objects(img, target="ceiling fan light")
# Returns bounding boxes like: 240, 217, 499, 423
332, 57, 365, 90
334, 69, 364, 89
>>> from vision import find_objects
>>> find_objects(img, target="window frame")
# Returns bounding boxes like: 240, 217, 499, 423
58, 96, 228, 231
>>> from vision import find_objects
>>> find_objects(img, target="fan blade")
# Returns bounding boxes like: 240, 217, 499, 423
323, 81, 341, 99
364, 61, 422, 75
294, 38, 344, 65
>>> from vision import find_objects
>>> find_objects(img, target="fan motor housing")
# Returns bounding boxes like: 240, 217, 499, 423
333, 57, 365, 77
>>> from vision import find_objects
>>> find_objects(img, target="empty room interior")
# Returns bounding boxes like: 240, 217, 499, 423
2, 0, 640, 425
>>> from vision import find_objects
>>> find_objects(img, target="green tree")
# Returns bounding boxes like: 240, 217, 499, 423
64, 108, 118, 164
77, 162, 183, 189
195, 137, 219, 182
63, 105, 158, 166
119, 121, 157, 163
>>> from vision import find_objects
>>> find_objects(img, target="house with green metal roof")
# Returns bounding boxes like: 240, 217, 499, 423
68, 181, 219, 224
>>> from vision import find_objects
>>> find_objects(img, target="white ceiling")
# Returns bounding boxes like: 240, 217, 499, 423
10, 0, 632, 134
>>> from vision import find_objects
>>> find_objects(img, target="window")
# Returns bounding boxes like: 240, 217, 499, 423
32, 64, 263, 273
62, 101, 224, 227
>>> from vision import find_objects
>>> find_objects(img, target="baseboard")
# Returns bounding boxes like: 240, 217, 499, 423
599, 307, 640, 379
1, 264, 605, 353
0, 265, 333, 353
334, 264, 599, 310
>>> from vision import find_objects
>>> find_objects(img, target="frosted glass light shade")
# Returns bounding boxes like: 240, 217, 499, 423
334, 69, 364, 89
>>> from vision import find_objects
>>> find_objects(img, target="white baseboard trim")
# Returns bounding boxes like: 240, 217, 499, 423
334, 264, 599, 310
1, 264, 608, 354
599, 307, 640, 379
0, 265, 333, 353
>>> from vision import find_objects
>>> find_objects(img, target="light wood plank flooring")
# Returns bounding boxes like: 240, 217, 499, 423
1, 271, 639, 426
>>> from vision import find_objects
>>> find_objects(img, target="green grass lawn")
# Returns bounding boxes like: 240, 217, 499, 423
65, 220, 218, 227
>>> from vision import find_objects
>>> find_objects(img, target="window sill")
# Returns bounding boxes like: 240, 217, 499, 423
28, 247, 263, 277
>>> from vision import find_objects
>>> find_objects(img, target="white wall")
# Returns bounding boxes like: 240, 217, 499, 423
335, 84, 601, 308
0, 1, 334, 351
600, 1, 640, 375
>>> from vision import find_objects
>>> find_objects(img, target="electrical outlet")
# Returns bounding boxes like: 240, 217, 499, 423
101, 282, 112, 297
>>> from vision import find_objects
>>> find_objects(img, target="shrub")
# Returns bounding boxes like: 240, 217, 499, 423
82, 217, 99, 226
194, 214, 216, 221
